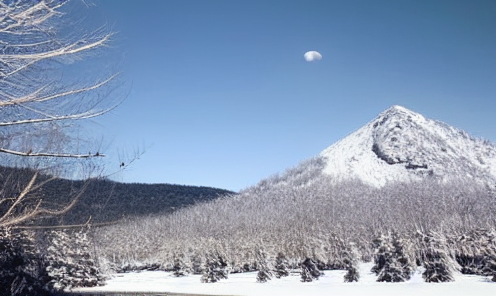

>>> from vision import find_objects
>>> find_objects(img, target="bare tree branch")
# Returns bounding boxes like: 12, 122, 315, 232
0, 0, 123, 228
0, 105, 117, 127
0, 147, 105, 158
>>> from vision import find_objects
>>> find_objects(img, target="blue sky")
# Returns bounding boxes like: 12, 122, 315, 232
91, 0, 495, 191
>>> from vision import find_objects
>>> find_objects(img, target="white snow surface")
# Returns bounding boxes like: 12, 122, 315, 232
74, 262, 495, 296
320, 105, 496, 187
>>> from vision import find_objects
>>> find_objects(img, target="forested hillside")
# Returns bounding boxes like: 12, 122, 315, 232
0, 166, 234, 226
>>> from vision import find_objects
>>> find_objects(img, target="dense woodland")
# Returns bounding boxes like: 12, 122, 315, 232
2, 157, 495, 295
93, 157, 496, 283
0, 166, 233, 226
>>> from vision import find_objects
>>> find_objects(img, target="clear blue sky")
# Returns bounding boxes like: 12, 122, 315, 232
91, 0, 495, 191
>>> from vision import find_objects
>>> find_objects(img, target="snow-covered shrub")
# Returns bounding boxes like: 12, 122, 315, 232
255, 248, 273, 283
190, 253, 204, 274
419, 231, 456, 283
392, 233, 415, 278
449, 228, 496, 277
274, 252, 290, 279
342, 243, 360, 282
0, 228, 49, 296
343, 262, 360, 282
300, 257, 322, 282
201, 251, 229, 283
327, 234, 354, 270
43, 228, 104, 291
172, 254, 191, 277
484, 250, 496, 282
371, 234, 390, 275
480, 238, 496, 282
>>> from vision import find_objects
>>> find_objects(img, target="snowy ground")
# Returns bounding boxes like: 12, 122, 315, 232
74, 263, 494, 296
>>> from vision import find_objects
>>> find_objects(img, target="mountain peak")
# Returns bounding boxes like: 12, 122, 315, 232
376, 105, 426, 124
385, 105, 411, 112
320, 106, 496, 187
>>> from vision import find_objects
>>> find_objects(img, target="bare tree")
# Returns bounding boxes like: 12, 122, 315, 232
0, 0, 121, 227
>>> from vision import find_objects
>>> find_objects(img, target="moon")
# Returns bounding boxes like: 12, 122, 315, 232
304, 51, 322, 62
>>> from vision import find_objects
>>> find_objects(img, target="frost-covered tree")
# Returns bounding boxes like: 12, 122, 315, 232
452, 229, 496, 277
300, 257, 323, 282
201, 251, 229, 283
372, 232, 414, 282
190, 252, 204, 274
172, 253, 191, 277
0, 228, 48, 296
482, 247, 496, 282
255, 247, 273, 283
342, 244, 360, 283
419, 231, 456, 283
371, 234, 391, 276
274, 252, 290, 279
43, 228, 104, 291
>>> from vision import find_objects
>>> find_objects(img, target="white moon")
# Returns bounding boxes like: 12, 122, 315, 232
304, 51, 322, 62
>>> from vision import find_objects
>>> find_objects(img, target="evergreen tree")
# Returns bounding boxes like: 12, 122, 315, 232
172, 254, 191, 277
372, 232, 414, 282
190, 253, 204, 274
0, 228, 49, 296
420, 232, 456, 283
482, 248, 496, 282
43, 228, 104, 291
274, 252, 290, 279
201, 251, 229, 283
255, 248, 273, 283
300, 257, 323, 282
454, 229, 496, 277
377, 258, 406, 282
371, 234, 390, 276
342, 244, 360, 283
391, 232, 415, 279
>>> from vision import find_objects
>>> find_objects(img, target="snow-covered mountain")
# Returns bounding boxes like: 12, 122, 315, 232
320, 105, 496, 187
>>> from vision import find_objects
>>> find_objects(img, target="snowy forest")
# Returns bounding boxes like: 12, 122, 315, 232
92, 157, 496, 284
3, 155, 496, 294
1, 0, 496, 295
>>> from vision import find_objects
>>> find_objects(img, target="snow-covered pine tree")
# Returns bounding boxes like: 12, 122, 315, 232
391, 232, 415, 280
0, 228, 49, 296
482, 247, 496, 282
342, 243, 360, 282
371, 233, 392, 276
255, 247, 273, 283
453, 228, 496, 277
300, 257, 323, 282
327, 234, 350, 270
420, 231, 456, 283
190, 252, 204, 274
372, 232, 414, 282
43, 228, 104, 291
274, 252, 290, 279
200, 251, 229, 283
172, 253, 191, 277
377, 255, 406, 282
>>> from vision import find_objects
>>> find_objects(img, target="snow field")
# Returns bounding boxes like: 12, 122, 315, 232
74, 263, 495, 296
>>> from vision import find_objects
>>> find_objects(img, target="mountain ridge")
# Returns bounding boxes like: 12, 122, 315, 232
0, 165, 234, 226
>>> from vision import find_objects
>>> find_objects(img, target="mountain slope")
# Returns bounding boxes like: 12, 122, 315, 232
0, 166, 234, 225
320, 105, 496, 187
